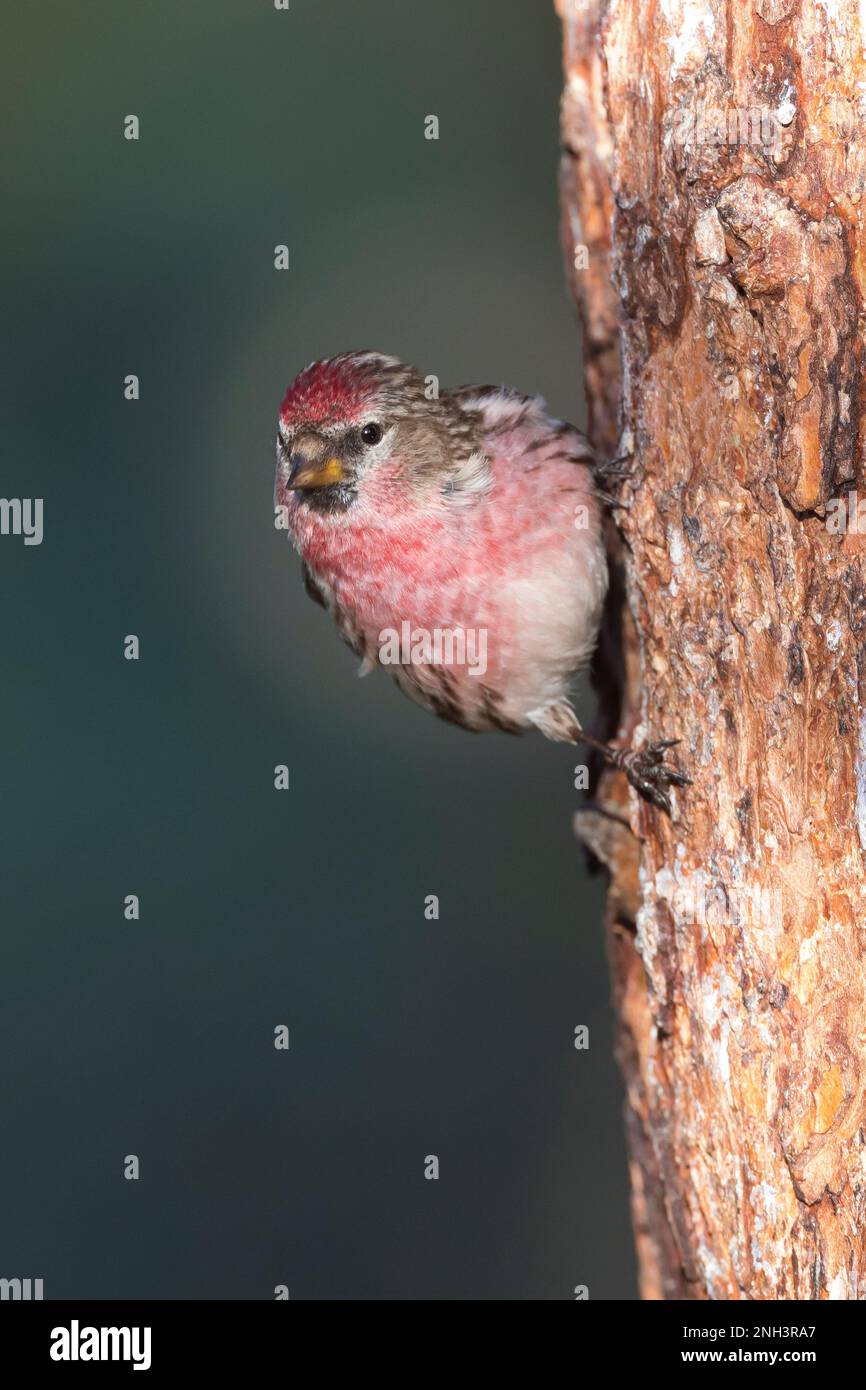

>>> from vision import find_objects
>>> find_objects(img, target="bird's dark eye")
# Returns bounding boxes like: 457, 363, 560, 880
361, 422, 383, 446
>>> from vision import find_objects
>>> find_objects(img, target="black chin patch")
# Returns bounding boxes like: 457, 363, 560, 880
298, 484, 357, 514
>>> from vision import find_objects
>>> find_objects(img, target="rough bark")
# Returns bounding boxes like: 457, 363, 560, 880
558, 0, 866, 1299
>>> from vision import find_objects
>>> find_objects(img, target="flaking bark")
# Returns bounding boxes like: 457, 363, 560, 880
558, 0, 866, 1299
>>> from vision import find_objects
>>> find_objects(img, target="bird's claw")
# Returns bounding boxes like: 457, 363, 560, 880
611, 739, 691, 816
594, 453, 634, 511
595, 452, 634, 486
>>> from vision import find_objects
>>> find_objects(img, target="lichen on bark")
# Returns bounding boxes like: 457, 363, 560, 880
558, 0, 866, 1299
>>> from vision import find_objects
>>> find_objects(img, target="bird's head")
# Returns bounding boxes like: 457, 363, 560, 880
275, 351, 487, 520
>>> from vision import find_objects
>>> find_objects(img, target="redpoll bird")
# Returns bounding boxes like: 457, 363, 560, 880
274, 351, 687, 811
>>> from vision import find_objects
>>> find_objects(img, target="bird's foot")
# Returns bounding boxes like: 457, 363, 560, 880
608, 739, 691, 816
594, 452, 634, 509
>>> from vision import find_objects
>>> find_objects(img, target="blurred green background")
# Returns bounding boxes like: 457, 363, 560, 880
1, 0, 635, 1298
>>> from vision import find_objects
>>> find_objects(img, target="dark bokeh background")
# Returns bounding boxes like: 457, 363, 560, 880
1, 0, 635, 1298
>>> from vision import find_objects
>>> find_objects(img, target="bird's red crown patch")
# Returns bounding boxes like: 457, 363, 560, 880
280, 356, 376, 427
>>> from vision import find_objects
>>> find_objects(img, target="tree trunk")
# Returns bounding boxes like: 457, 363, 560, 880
558, 0, 866, 1299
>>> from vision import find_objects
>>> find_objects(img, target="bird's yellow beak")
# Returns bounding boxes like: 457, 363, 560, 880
288, 456, 346, 490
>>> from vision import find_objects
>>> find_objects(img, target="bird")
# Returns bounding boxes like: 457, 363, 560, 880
274, 350, 688, 812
